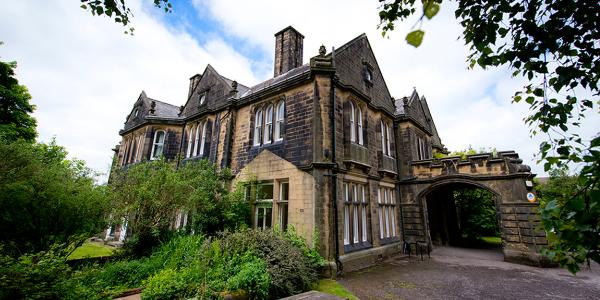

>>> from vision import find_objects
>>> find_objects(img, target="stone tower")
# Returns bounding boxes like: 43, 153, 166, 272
274, 26, 304, 77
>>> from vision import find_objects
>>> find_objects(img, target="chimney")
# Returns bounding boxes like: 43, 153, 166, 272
274, 26, 304, 77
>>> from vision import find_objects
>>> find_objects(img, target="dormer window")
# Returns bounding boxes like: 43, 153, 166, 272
363, 61, 374, 87
133, 107, 139, 117
199, 93, 206, 105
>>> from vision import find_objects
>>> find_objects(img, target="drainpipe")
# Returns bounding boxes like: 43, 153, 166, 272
392, 122, 406, 242
329, 47, 342, 276
176, 122, 186, 170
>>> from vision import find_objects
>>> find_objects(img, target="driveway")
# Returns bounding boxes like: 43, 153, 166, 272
338, 247, 600, 300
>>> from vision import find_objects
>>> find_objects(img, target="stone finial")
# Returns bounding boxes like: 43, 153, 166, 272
149, 101, 156, 115
232, 80, 238, 91
319, 45, 326, 56
179, 105, 184, 115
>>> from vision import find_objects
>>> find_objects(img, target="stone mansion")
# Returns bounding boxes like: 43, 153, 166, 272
111, 27, 546, 274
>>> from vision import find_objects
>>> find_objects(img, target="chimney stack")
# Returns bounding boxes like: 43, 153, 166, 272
274, 26, 304, 77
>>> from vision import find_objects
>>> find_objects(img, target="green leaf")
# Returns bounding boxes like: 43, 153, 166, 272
423, 1, 440, 20
406, 30, 425, 47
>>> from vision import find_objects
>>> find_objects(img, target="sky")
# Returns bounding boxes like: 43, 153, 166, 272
1, 0, 598, 182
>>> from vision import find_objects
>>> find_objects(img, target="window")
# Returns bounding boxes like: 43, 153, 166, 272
175, 210, 188, 230
349, 102, 356, 143
193, 123, 200, 156
386, 123, 392, 157
357, 107, 364, 145
254, 183, 273, 230
186, 126, 194, 158
133, 107, 139, 117
275, 101, 285, 141
199, 93, 206, 105
381, 120, 393, 157
199, 121, 207, 156
278, 181, 289, 230
365, 69, 372, 82
343, 182, 369, 247
416, 136, 429, 160
378, 186, 397, 240
253, 110, 263, 146
264, 105, 273, 144
135, 135, 143, 162
150, 130, 165, 159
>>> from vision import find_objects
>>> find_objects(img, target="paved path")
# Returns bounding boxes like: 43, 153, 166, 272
338, 247, 600, 300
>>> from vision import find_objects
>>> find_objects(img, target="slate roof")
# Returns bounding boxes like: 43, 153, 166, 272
122, 91, 182, 132
240, 64, 311, 98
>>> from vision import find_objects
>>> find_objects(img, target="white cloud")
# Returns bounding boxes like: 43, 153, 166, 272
0, 0, 259, 182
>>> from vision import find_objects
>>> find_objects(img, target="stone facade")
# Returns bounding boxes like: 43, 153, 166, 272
111, 26, 548, 275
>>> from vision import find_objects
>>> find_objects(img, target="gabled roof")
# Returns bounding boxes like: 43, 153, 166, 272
395, 88, 444, 149
122, 91, 181, 132
331, 33, 396, 115
240, 64, 311, 98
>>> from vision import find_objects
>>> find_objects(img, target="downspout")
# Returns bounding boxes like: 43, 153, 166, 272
329, 47, 342, 276
176, 122, 186, 170
392, 122, 406, 244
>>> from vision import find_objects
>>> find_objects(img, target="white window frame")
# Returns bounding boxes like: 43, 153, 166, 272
386, 122, 392, 157
361, 185, 367, 242
381, 121, 387, 156
254, 183, 274, 230
343, 183, 350, 245
349, 102, 356, 143
193, 123, 200, 156
378, 186, 397, 240
186, 126, 194, 158
264, 105, 273, 144
135, 135, 143, 162
253, 110, 263, 146
357, 106, 364, 145
150, 130, 165, 160
278, 181, 289, 231
275, 101, 285, 142
199, 121, 207, 156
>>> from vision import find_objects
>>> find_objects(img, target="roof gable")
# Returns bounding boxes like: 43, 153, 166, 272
181, 64, 243, 118
333, 34, 395, 114
122, 91, 181, 132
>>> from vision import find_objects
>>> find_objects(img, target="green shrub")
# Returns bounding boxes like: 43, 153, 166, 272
218, 229, 322, 298
0, 247, 101, 300
141, 268, 192, 300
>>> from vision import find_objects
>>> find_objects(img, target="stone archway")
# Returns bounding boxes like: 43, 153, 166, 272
399, 151, 553, 266
419, 179, 502, 249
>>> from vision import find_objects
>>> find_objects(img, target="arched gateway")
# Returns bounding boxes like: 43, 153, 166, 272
399, 151, 552, 266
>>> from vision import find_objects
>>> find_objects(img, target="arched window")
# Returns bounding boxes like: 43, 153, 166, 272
199, 121, 208, 156
253, 110, 263, 146
186, 126, 194, 158
275, 101, 285, 141
264, 105, 273, 144
121, 139, 129, 166
150, 130, 165, 159
380, 121, 387, 156
349, 102, 356, 143
357, 106, 364, 145
199, 94, 206, 105
193, 123, 201, 156
386, 123, 392, 157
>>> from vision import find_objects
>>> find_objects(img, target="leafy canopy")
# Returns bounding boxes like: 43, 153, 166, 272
378, 0, 599, 273
0, 139, 108, 257
0, 57, 37, 142
80, 0, 172, 34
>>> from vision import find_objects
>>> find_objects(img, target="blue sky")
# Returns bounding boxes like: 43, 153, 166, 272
0, 0, 597, 182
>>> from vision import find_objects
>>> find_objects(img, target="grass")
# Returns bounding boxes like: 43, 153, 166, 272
480, 236, 502, 246
68, 242, 115, 260
312, 279, 359, 300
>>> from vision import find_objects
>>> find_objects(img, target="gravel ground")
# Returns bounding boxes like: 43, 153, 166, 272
338, 247, 600, 300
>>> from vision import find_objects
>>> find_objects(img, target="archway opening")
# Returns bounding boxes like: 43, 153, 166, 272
425, 183, 501, 249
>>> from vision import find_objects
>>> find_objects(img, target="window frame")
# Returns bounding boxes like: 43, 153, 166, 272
277, 181, 289, 231
150, 130, 165, 160
349, 102, 356, 143
253, 109, 263, 146
378, 186, 398, 242
264, 104, 273, 145
199, 121, 207, 156
357, 106, 364, 145
186, 126, 194, 158
275, 101, 285, 142
193, 123, 201, 156
343, 181, 371, 251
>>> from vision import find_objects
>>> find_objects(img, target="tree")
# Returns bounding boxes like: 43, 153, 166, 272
108, 158, 248, 255
378, 0, 599, 272
0, 139, 108, 257
79, 0, 172, 34
0, 58, 37, 142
